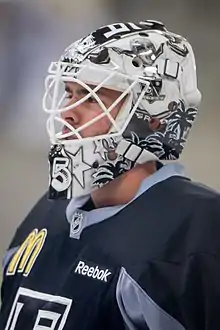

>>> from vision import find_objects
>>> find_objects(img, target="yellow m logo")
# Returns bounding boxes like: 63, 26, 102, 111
7, 229, 47, 277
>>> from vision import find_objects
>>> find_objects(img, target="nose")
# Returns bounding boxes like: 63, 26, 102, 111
60, 97, 80, 126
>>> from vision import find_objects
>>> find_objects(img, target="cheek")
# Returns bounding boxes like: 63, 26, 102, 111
91, 116, 112, 134
80, 107, 107, 134
100, 103, 121, 129
93, 104, 120, 133
111, 106, 120, 119
81, 107, 102, 125
93, 102, 122, 132
81, 101, 122, 136
111, 98, 125, 119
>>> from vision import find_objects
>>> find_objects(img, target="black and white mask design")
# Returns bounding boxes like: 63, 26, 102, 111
43, 20, 201, 199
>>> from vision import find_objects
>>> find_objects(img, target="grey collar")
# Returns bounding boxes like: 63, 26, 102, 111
66, 162, 186, 239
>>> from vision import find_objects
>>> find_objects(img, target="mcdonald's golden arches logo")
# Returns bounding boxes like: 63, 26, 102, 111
7, 228, 47, 277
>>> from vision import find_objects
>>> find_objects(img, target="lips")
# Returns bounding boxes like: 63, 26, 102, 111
62, 126, 71, 135
61, 126, 79, 140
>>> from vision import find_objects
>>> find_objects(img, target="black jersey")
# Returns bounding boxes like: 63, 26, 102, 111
1, 175, 220, 330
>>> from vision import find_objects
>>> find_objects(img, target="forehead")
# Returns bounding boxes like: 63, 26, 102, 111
65, 82, 122, 98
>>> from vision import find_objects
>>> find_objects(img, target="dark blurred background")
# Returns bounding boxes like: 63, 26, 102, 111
0, 0, 219, 263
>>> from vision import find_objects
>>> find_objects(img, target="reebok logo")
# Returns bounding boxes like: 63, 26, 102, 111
75, 261, 112, 282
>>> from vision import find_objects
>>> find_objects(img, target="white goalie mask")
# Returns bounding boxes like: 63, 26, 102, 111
43, 20, 201, 199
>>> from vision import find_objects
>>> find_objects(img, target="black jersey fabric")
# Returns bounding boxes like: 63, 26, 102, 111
1, 176, 220, 330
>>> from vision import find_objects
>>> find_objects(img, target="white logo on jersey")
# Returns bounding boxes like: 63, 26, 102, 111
5, 287, 72, 330
75, 261, 111, 282
70, 211, 83, 236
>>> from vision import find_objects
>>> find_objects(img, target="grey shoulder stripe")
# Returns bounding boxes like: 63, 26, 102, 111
116, 267, 186, 330
2, 247, 19, 273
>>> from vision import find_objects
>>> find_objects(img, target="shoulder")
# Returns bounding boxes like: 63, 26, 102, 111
144, 175, 220, 214
164, 176, 220, 218
131, 175, 220, 228
128, 176, 220, 257
116, 179, 220, 329
153, 174, 219, 200
149, 176, 220, 260
9, 193, 48, 247
9, 193, 69, 248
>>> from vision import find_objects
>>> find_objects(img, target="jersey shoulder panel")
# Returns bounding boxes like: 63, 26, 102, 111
9, 193, 69, 248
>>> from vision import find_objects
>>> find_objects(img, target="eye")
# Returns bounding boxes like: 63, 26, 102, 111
87, 96, 97, 103
65, 92, 73, 99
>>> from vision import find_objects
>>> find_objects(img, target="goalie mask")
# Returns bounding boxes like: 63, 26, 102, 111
43, 20, 201, 199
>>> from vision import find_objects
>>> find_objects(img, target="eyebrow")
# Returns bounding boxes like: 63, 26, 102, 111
65, 85, 72, 93
65, 84, 107, 97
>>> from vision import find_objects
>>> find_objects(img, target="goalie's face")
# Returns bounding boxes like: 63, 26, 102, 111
60, 82, 124, 140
